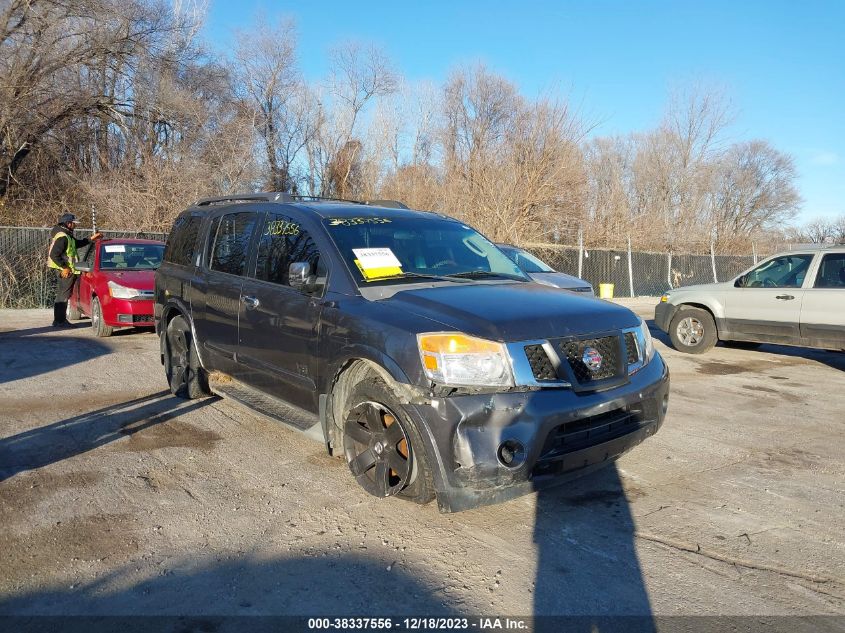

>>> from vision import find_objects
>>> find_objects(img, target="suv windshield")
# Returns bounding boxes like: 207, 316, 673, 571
324, 216, 528, 284
499, 246, 555, 273
100, 243, 164, 271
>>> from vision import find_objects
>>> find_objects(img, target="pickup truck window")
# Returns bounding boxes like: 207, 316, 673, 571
324, 216, 526, 284
164, 215, 202, 266
814, 253, 845, 288
208, 212, 257, 276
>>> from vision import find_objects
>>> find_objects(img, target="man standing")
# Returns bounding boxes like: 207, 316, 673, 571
47, 213, 103, 327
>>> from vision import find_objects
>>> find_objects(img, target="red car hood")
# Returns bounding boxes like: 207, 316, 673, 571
99, 270, 155, 290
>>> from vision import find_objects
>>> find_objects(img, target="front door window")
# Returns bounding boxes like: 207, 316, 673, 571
741, 254, 813, 288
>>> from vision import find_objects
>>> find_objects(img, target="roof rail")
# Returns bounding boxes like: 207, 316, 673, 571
193, 192, 410, 209
194, 192, 289, 206
364, 199, 409, 209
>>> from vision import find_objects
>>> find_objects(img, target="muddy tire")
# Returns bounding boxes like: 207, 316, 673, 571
343, 376, 435, 505
164, 315, 209, 399
668, 306, 717, 354
91, 297, 113, 337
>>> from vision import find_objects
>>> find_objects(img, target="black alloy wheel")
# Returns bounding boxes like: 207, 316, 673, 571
344, 401, 411, 498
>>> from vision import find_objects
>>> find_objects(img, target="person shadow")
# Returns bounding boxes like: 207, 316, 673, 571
533, 463, 655, 632
0, 552, 460, 631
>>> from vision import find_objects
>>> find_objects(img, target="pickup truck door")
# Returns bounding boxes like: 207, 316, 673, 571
237, 212, 328, 412
723, 253, 814, 344
800, 252, 845, 349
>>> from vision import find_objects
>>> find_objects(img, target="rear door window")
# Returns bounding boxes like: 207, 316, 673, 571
164, 215, 203, 266
814, 253, 845, 288
207, 212, 258, 276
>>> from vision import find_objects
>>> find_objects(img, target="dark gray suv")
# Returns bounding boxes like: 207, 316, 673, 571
155, 193, 669, 512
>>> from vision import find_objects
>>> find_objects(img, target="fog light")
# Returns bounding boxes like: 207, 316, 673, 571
118, 314, 132, 323
497, 439, 526, 468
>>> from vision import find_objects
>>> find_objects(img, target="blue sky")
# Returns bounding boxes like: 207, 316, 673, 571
204, 0, 844, 223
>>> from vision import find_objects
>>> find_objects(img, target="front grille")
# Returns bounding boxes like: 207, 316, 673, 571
560, 336, 621, 383
534, 406, 645, 473
624, 332, 639, 365
524, 344, 557, 381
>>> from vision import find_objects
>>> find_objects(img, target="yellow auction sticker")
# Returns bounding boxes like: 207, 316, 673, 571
352, 248, 403, 279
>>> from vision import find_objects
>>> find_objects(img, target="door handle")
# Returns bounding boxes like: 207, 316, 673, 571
775, 294, 795, 300
242, 295, 260, 309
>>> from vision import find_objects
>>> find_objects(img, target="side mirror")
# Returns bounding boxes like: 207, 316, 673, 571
76, 262, 92, 273
734, 274, 745, 288
288, 262, 311, 291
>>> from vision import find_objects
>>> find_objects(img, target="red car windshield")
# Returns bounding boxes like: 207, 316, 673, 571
99, 243, 164, 271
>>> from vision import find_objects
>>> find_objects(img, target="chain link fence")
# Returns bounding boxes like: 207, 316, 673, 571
1, 225, 761, 308
525, 244, 756, 297
0, 226, 167, 309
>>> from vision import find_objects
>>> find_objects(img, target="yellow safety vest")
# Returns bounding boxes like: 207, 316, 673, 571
46, 230, 79, 274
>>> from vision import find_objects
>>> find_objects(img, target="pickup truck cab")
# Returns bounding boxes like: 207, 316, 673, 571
155, 193, 669, 512
655, 246, 845, 354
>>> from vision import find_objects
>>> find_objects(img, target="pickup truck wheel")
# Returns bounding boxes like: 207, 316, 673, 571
343, 377, 435, 505
91, 297, 113, 337
669, 307, 717, 354
164, 316, 210, 399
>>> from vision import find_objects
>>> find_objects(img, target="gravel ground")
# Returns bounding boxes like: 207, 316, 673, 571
0, 302, 843, 620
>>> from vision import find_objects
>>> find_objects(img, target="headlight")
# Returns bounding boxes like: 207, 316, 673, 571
108, 280, 142, 299
417, 333, 514, 387
638, 319, 655, 364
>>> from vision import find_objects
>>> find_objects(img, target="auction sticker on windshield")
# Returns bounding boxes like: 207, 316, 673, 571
352, 247, 403, 279
104, 244, 125, 252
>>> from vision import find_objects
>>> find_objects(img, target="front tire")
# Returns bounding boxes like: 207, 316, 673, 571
343, 377, 435, 505
164, 315, 210, 399
669, 306, 717, 354
91, 297, 113, 337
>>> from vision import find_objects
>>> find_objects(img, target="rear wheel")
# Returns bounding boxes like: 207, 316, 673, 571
164, 315, 210, 399
343, 377, 434, 504
91, 297, 113, 337
668, 306, 717, 354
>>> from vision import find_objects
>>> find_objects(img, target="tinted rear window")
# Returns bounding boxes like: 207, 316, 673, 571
163, 215, 202, 266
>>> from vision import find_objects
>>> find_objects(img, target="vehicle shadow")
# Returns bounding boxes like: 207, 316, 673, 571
0, 391, 217, 481
0, 328, 112, 384
0, 552, 459, 622
533, 464, 654, 631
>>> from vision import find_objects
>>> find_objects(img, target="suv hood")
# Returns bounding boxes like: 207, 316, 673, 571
99, 270, 155, 290
668, 281, 734, 295
382, 283, 639, 342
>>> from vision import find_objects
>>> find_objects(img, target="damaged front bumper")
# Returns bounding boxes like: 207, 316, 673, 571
405, 353, 670, 512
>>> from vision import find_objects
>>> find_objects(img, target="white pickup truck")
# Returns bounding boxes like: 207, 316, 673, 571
655, 245, 845, 354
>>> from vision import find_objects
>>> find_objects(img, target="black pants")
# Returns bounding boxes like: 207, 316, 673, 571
53, 270, 78, 324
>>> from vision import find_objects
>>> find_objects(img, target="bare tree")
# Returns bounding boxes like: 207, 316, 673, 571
234, 17, 313, 192
707, 140, 801, 250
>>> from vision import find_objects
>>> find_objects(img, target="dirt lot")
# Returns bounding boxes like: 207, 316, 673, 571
1, 301, 843, 621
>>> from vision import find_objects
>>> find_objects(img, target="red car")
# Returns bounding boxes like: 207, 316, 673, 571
68, 238, 165, 336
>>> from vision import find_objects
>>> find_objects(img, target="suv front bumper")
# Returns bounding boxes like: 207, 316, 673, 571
405, 353, 669, 512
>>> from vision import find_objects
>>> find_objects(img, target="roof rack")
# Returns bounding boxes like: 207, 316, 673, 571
194, 192, 409, 209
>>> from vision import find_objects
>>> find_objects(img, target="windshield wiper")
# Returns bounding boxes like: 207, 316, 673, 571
364, 271, 473, 283
446, 271, 527, 281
